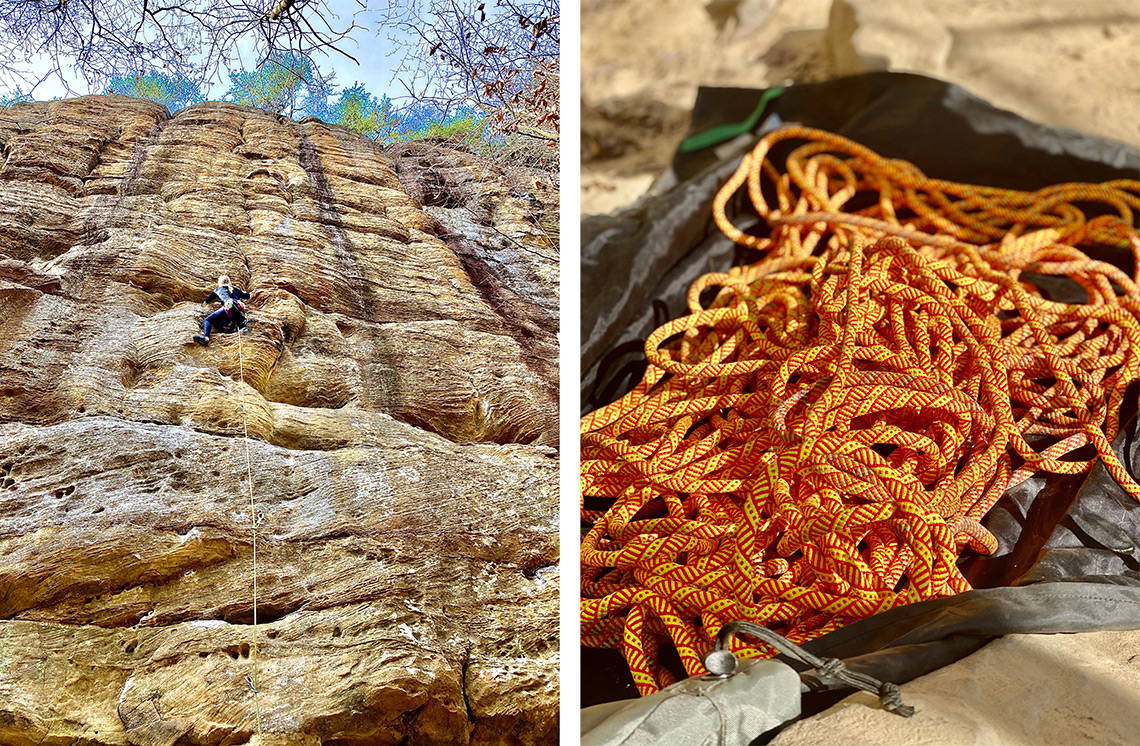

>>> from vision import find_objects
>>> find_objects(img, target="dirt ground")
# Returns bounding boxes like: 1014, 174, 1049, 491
581, 0, 1140, 215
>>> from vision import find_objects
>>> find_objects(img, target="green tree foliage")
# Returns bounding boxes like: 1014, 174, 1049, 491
392, 106, 489, 148
105, 72, 205, 111
322, 84, 491, 148
326, 84, 395, 139
0, 87, 30, 106
7, 53, 498, 151
224, 53, 329, 116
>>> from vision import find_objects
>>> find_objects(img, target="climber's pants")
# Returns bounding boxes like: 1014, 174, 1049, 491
203, 308, 241, 336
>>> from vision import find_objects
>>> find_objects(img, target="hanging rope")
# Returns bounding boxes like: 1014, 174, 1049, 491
236, 330, 265, 736
581, 125, 1140, 695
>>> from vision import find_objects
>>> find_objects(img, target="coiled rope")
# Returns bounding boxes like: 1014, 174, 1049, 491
236, 331, 265, 736
580, 125, 1140, 694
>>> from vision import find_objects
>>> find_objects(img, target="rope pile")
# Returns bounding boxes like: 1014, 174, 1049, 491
581, 125, 1140, 695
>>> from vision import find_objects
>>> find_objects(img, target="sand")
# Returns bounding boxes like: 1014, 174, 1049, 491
771, 630, 1140, 745
582, 0, 1140, 215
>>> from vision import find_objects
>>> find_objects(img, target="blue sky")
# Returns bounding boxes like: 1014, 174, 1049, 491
15, 0, 415, 102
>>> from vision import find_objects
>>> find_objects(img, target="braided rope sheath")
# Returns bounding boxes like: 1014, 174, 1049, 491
581, 126, 1140, 695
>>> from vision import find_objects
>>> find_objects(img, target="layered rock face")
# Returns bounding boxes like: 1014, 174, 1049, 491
0, 96, 559, 745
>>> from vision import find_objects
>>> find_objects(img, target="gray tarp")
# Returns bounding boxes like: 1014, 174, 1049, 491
580, 72, 1140, 718
581, 660, 801, 746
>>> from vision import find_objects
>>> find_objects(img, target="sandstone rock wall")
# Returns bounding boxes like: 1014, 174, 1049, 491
0, 95, 558, 745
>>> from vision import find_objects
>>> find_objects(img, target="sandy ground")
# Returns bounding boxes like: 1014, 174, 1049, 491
582, 0, 1140, 215
771, 630, 1140, 745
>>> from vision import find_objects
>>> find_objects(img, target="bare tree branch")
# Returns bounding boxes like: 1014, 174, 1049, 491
374, 0, 559, 139
0, 0, 365, 96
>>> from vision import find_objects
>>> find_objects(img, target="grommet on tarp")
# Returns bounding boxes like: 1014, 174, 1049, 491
708, 621, 916, 717
701, 649, 738, 679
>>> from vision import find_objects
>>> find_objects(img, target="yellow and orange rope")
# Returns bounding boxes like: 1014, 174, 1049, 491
580, 126, 1140, 694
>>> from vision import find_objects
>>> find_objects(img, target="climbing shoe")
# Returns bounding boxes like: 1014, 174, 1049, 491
193, 335, 210, 346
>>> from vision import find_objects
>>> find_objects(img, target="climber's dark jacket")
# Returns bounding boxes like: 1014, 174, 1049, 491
202, 285, 250, 336
205, 285, 250, 308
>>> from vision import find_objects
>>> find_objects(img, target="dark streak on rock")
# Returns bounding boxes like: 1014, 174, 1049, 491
444, 231, 558, 402
297, 126, 375, 321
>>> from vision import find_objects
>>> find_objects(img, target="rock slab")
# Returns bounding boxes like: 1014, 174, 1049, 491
0, 95, 559, 745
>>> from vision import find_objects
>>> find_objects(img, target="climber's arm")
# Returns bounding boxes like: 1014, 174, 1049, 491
204, 290, 220, 304
233, 288, 251, 301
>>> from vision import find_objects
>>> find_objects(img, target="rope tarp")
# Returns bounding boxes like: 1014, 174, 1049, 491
580, 126, 1140, 694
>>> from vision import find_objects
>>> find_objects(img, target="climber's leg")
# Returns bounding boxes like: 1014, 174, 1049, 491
195, 309, 227, 346
193, 316, 212, 346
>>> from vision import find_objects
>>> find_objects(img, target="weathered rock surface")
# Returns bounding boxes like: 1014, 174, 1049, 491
387, 140, 559, 409
0, 96, 559, 745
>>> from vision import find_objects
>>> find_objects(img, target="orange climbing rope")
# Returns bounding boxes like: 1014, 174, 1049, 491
580, 125, 1140, 695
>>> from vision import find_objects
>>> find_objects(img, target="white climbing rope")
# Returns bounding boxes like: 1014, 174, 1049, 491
236, 330, 265, 738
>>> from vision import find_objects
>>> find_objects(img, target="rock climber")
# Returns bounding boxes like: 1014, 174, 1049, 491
193, 274, 250, 346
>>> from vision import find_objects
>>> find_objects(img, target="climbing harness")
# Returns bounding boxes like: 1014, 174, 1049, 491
581, 126, 1140, 695
236, 330, 265, 736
